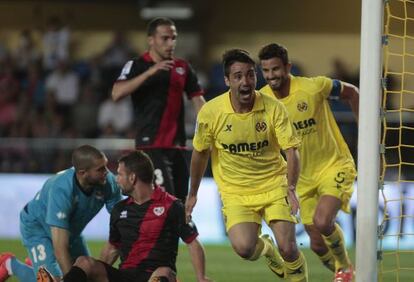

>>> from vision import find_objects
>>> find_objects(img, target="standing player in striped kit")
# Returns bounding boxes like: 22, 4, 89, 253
112, 17, 209, 282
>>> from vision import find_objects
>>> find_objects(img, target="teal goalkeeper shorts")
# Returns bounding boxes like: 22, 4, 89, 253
19, 208, 90, 277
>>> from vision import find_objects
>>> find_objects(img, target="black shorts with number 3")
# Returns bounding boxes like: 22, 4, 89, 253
142, 148, 189, 203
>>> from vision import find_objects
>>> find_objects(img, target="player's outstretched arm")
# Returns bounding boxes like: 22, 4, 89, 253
191, 95, 206, 114
339, 81, 359, 121
186, 149, 210, 223
51, 226, 72, 275
284, 147, 300, 215
187, 238, 213, 282
99, 242, 120, 265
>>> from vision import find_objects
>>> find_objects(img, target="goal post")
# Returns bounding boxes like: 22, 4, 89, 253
356, 0, 383, 281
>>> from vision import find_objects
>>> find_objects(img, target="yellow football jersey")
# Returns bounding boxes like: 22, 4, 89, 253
260, 75, 355, 184
193, 91, 300, 196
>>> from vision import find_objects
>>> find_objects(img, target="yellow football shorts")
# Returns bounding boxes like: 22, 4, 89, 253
220, 188, 297, 231
298, 164, 357, 225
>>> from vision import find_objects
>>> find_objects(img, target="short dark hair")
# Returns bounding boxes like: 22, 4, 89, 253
72, 145, 105, 171
147, 17, 175, 36
258, 43, 289, 65
118, 150, 154, 184
222, 49, 256, 77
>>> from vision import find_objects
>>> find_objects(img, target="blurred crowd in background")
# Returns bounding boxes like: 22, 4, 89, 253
0, 16, 360, 174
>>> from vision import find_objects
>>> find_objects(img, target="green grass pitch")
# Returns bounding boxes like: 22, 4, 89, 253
0, 239, 337, 281
0, 239, 412, 281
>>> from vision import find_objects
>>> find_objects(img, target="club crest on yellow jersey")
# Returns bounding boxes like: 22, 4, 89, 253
255, 121, 267, 132
297, 101, 308, 112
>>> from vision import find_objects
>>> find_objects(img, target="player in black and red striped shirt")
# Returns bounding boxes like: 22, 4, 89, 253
112, 17, 205, 203
111, 17, 209, 281
61, 150, 211, 282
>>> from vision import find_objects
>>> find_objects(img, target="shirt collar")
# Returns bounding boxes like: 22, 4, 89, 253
142, 52, 153, 63
126, 185, 163, 205
289, 74, 298, 93
268, 74, 296, 101
142, 52, 175, 64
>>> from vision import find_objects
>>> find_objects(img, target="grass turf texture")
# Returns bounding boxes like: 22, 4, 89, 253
0, 239, 411, 281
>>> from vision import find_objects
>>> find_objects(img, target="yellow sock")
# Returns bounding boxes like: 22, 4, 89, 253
261, 235, 276, 257
248, 235, 284, 261
246, 237, 265, 261
284, 251, 308, 282
322, 223, 351, 271
318, 251, 335, 272
253, 235, 285, 277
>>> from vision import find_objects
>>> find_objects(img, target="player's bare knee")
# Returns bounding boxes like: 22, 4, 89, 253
278, 242, 299, 262
73, 256, 96, 273
150, 267, 175, 282
73, 256, 91, 268
232, 243, 256, 259
148, 276, 170, 282
313, 215, 335, 235
310, 239, 327, 255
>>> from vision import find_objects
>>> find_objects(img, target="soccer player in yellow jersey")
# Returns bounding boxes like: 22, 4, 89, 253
185, 49, 308, 281
258, 43, 359, 282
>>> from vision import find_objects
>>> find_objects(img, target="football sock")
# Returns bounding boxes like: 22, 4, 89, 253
63, 266, 87, 282
246, 237, 265, 261
322, 223, 351, 271
10, 257, 36, 282
261, 236, 275, 258
318, 250, 336, 272
254, 235, 285, 277
284, 251, 308, 282
262, 237, 285, 268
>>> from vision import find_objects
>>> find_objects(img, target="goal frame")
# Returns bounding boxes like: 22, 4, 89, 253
355, 0, 384, 281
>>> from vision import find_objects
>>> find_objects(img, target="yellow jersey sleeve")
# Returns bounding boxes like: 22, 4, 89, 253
260, 76, 354, 183
193, 106, 214, 152
311, 76, 335, 99
272, 100, 301, 150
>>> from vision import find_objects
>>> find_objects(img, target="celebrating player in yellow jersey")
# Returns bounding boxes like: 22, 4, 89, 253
185, 49, 308, 281
259, 43, 359, 282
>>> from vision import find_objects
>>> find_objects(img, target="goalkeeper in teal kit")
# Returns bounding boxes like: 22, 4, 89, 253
0, 145, 122, 282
